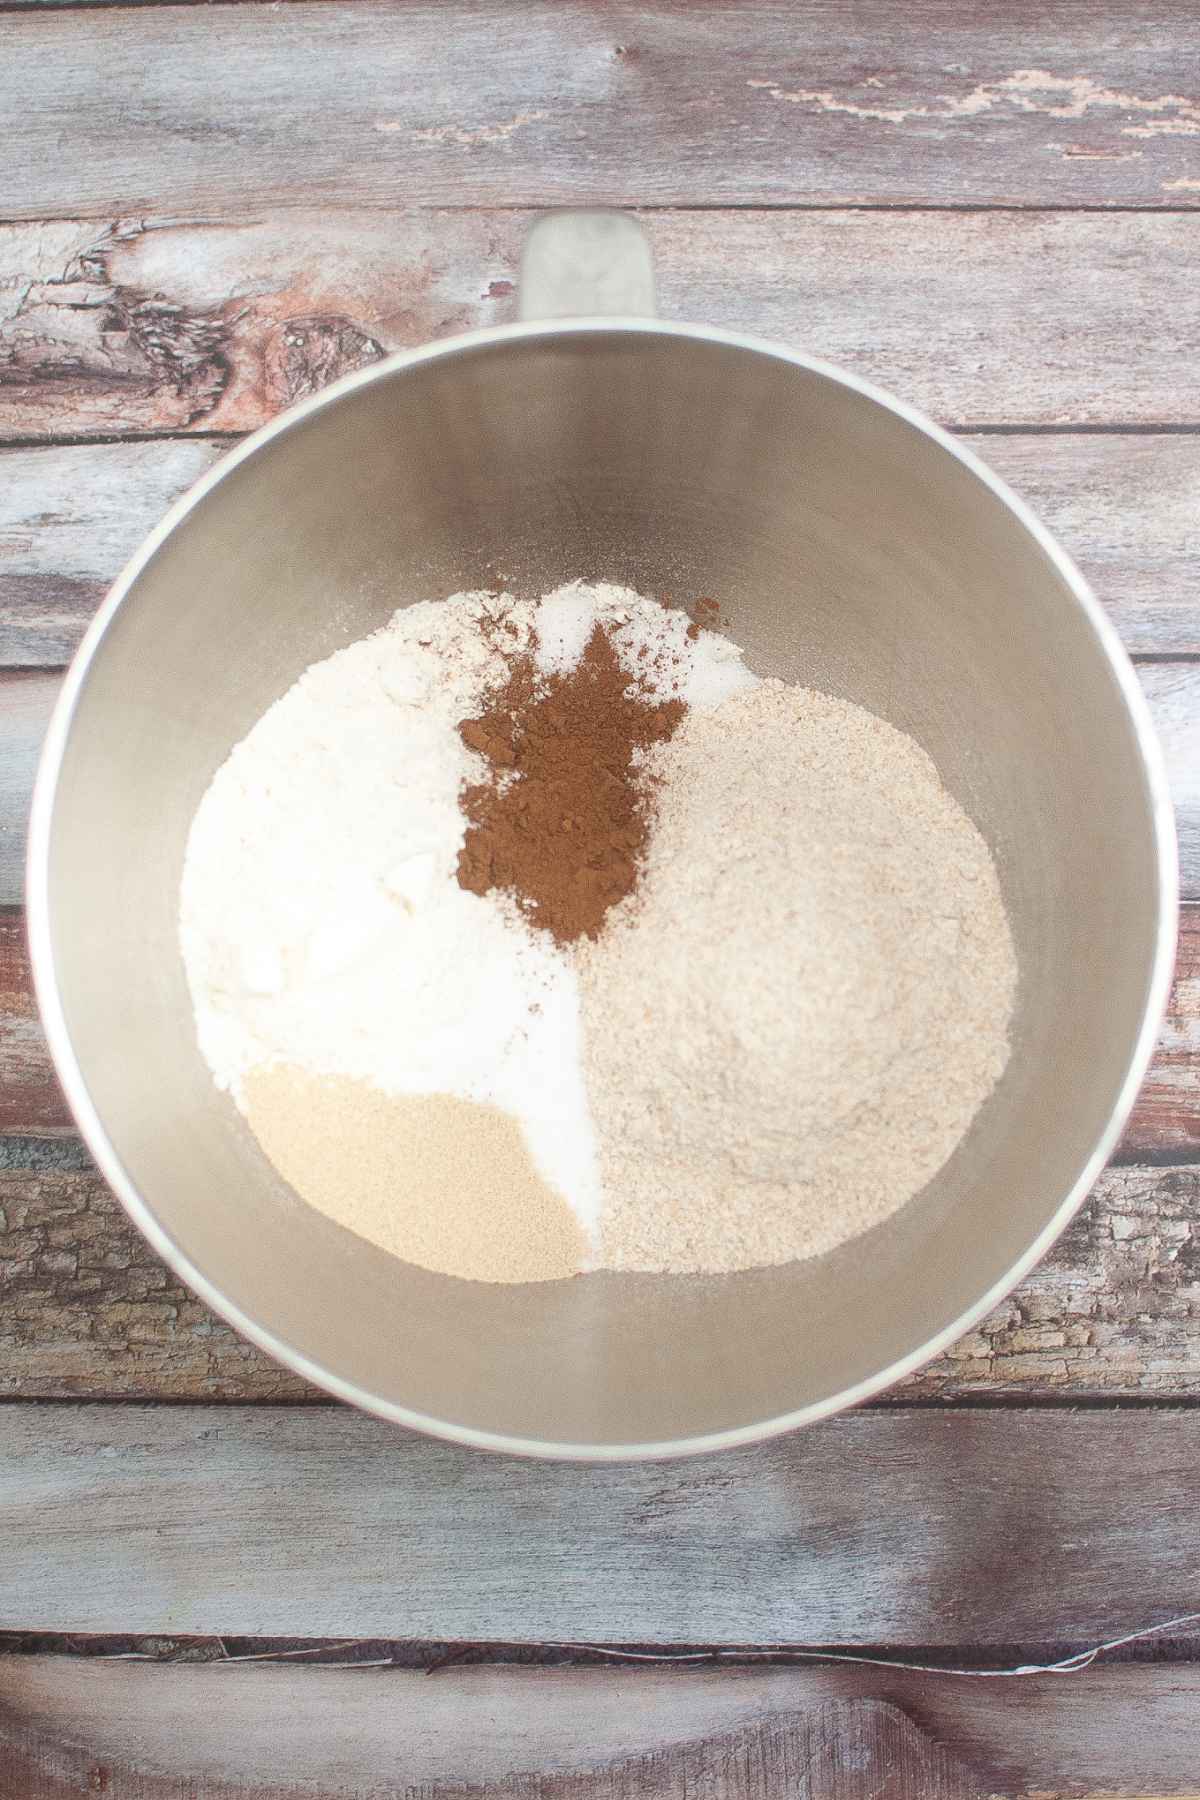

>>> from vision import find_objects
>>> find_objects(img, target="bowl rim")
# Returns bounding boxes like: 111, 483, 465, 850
25, 315, 1180, 1461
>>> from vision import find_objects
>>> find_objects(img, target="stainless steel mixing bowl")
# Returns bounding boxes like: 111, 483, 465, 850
28, 213, 1176, 1458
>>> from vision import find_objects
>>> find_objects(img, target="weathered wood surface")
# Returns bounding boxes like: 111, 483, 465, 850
0, 674, 55, 901
4, 431, 1198, 668
11, 1658, 1200, 1800
6, 3, 1200, 217
3, 1154, 1198, 1403
4, 906, 1198, 1159
16, 660, 1200, 909
0, 918, 71, 1138
1120, 904, 1200, 1160
0, 675, 55, 904
2, 1404, 1199, 1639
0, 1684, 982, 1800
0, 1145, 311, 1401
4, 212, 1199, 438
0, 441, 222, 666
912, 1162, 1200, 1396
1146, 661, 1200, 894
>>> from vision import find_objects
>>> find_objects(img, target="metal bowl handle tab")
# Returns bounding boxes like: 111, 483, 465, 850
518, 210, 657, 322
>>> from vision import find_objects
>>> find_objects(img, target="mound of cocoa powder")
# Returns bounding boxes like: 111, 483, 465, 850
456, 623, 684, 943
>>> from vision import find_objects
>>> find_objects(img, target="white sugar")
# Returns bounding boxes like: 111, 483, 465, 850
535, 579, 758, 710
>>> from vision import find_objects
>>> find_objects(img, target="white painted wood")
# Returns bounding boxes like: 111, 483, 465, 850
4, 1657, 1200, 1798
5, 5, 1200, 216
0, 1405, 1197, 1640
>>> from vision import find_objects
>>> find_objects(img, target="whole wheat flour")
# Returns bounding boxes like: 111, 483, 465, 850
578, 681, 1018, 1274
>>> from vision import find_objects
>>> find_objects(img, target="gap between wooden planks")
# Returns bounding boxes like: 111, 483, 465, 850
4, 2, 1200, 215
7, 1657, 1200, 1799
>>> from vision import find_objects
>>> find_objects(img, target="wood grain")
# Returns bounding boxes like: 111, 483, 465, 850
4, 432, 1198, 668
4, 905, 1197, 1157
1127, 902, 1200, 1160
0, 1150, 311, 1401
9, 1657, 1200, 1800
4, 1156, 1199, 1403
0, 441, 223, 667
989, 433, 1200, 657
0, 673, 54, 902
12, 662, 1200, 908
4, 211, 1199, 437
907, 1161, 1200, 1397
5, 4, 1200, 217
2, 1403, 1200, 1639
0, 674, 56, 904
0, 918, 71, 1138
1144, 661, 1200, 894
1, 5, 1196, 1766
0, 1681, 982, 1800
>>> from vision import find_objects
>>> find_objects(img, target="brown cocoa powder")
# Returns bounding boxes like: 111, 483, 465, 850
456, 623, 684, 943
686, 596, 721, 641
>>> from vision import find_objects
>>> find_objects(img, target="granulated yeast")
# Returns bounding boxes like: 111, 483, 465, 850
457, 624, 684, 943
578, 681, 1017, 1274
245, 1066, 584, 1283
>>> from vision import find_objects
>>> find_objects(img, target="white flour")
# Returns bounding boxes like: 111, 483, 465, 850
179, 583, 752, 1244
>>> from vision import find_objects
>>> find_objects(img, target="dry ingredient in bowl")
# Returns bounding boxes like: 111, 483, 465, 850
579, 683, 1016, 1273
245, 1068, 584, 1283
457, 623, 684, 943
179, 579, 1016, 1284
179, 582, 751, 1277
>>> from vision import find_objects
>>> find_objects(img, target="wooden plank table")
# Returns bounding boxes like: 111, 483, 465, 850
1, 4, 1199, 1794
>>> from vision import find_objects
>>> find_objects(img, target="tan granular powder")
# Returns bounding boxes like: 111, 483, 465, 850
244, 1067, 584, 1284
578, 682, 1018, 1274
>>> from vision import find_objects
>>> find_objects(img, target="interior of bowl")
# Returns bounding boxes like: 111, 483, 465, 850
35, 327, 1171, 1454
